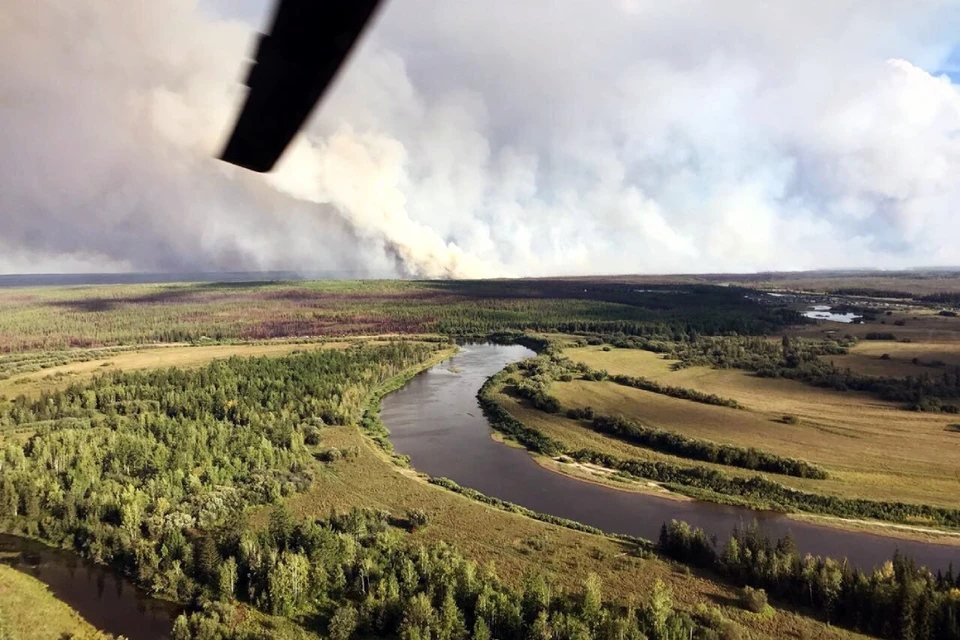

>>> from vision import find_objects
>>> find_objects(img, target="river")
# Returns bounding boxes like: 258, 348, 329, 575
0, 534, 178, 639
380, 343, 960, 572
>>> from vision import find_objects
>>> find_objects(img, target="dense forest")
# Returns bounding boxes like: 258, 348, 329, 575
172, 506, 708, 640
0, 343, 441, 586
0, 281, 800, 352
660, 520, 960, 640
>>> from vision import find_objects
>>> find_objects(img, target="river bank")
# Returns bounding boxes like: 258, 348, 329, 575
380, 343, 960, 573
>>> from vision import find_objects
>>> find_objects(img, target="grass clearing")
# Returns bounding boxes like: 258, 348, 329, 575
790, 309, 960, 342
561, 345, 960, 510
825, 340, 960, 376
0, 564, 108, 639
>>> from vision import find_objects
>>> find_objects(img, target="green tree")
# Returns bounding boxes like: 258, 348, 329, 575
268, 552, 311, 616
522, 573, 551, 621
328, 604, 358, 640
530, 611, 553, 640
216, 556, 238, 600
400, 593, 437, 640
171, 614, 192, 640
644, 579, 673, 640
581, 572, 603, 629
437, 592, 467, 640
472, 617, 492, 640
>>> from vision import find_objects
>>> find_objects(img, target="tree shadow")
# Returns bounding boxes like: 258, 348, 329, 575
707, 592, 741, 609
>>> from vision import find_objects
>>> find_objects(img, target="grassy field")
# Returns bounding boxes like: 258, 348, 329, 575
560, 345, 960, 511
823, 339, 960, 376
791, 308, 960, 341
0, 565, 109, 639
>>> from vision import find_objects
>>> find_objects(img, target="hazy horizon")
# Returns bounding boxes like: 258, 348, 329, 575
6, 1, 960, 277
4, 266, 960, 289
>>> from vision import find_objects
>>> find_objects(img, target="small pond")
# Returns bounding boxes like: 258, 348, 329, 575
803, 305, 862, 323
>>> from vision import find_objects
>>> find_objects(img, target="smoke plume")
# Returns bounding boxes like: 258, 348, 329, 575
3, 0, 960, 276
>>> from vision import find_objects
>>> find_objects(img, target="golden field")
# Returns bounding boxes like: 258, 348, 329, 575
559, 344, 960, 510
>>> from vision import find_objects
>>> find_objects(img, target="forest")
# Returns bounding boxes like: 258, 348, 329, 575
172, 506, 708, 640
0, 343, 442, 583
0, 280, 799, 352
659, 520, 960, 640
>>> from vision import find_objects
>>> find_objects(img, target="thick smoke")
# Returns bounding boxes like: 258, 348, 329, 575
3, 0, 960, 276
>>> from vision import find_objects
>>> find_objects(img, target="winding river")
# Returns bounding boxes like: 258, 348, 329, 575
381, 343, 960, 572
0, 534, 178, 639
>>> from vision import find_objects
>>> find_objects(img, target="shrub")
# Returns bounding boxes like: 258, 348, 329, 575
739, 586, 767, 613
718, 621, 744, 640
319, 448, 343, 462
566, 406, 595, 420
880, 353, 891, 360
406, 508, 430, 530
602, 346, 612, 352
782, 415, 800, 425
303, 425, 322, 445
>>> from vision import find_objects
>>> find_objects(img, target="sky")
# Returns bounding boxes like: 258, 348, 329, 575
4, 1, 960, 277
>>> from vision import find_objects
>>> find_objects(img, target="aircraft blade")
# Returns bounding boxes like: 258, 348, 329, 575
220, 0, 383, 172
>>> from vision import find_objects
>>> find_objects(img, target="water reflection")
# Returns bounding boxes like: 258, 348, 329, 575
803, 305, 862, 323
0, 534, 178, 640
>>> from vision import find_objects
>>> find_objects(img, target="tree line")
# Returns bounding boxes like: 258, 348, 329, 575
660, 519, 960, 640
568, 448, 960, 528
586, 414, 827, 479
168, 505, 714, 640
1, 280, 802, 353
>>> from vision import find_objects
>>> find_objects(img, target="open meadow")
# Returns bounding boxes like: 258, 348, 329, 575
558, 343, 960, 510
